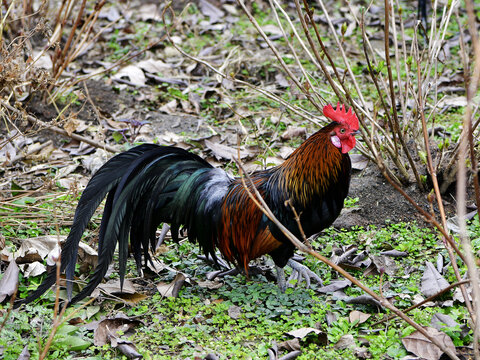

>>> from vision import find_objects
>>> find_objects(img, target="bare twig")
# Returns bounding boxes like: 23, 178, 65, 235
384, 0, 424, 190
237, 0, 322, 113
414, 39, 474, 319
7, 140, 53, 165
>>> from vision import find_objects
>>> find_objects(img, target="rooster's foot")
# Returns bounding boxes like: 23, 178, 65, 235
287, 259, 323, 288
276, 259, 323, 292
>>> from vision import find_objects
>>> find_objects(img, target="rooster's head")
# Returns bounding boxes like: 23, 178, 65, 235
323, 103, 360, 154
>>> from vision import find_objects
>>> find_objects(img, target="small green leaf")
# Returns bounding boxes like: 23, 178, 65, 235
112, 131, 124, 143
12, 197, 37, 205
53, 335, 91, 351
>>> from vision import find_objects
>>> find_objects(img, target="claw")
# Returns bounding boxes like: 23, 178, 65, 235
287, 259, 323, 288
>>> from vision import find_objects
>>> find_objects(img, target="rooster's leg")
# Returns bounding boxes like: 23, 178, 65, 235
155, 223, 171, 249
276, 266, 287, 292
287, 259, 323, 288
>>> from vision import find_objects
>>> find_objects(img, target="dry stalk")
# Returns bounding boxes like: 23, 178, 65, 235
232, 155, 460, 360
236, 0, 322, 113
268, 0, 325, 106
457, 0, 480, 356
414, 34, 475, 319
293, 0, 347, 104
383, 0, 424, 189
313, 0, 367, 109
38, 244, 68, 360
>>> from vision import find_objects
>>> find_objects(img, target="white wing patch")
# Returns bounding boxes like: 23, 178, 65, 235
201, 168, 233, 210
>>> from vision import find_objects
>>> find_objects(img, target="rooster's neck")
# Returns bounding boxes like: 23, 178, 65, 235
274, 126, 347, 206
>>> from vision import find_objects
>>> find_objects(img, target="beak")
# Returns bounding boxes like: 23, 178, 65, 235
353, 129, 361, 135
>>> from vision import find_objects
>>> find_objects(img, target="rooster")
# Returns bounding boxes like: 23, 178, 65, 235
17, 103, 359, 307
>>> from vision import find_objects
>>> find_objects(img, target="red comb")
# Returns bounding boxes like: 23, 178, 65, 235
323, 103, 359, 129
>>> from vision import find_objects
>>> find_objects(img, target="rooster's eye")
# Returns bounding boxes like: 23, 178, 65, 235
340, 128, 346, 134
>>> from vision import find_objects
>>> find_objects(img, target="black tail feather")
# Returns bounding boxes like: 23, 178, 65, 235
16, 144, 230, 307
15, 144, 158, 307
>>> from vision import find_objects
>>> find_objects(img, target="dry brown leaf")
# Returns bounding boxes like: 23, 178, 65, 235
228, 305, 242, 319
156, 273, 186, 298
16, 235, 67, 264
437, 95, 468, 108
96, 279, 136, 295
197, 279, 223, 289
0, 261, 19, 302
204, 139, 253, 160
20, 261, 46, 278
371, 255, 398, 276
334, 334, 355, 350
262, 24, 283, 35
402, 327, 455, 360
137, 59, 171, 74
277, 338, 301, 352
199, 0, 225, 23
16, 345, 30, 360
317, 279, 351, 294
113, 65, 146, 86
118, 293, 149, 305
349, 310, 371, 325
421, 262, 450, 298
94, 315, 143, 346
15, 236, 97, 277
278, 146, 294, 159
350, 153, 369, 170
63, 118, 81, 137
281, 126, 307, 140
159, 99, 178, 114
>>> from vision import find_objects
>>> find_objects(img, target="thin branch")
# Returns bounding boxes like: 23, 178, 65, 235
384, 0, 424, 190
236, 0, 322, 113
414, 38, 475, 319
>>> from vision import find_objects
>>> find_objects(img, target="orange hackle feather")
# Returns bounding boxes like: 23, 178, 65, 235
276, 129, 345, 207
